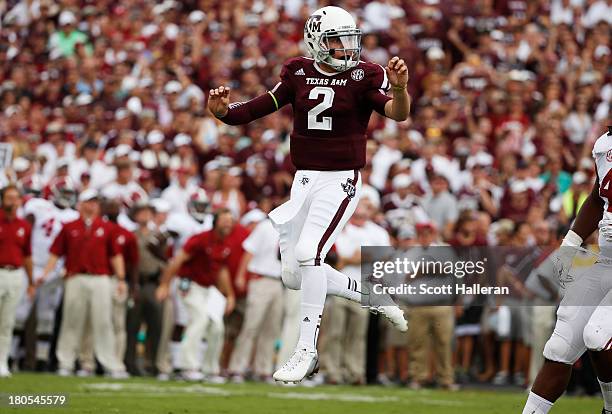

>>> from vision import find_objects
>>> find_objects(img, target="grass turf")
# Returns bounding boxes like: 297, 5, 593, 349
0, 373, 601, 414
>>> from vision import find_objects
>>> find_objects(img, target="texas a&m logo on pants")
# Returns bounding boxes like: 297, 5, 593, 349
341, 178, 356, 199
607, 149, 612, 163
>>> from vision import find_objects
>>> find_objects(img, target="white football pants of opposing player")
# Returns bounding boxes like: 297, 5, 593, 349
270, 169, 362, 353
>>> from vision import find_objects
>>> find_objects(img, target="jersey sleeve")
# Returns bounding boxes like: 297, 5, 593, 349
49, 225, 66, 257
217, 60, 294, 126
365, 63, 392, 116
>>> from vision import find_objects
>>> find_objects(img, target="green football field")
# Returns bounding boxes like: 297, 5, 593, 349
0, 373, 601, 413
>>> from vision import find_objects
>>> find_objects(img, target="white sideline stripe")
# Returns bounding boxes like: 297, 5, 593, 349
83, 383, 232, 396
82, 383, 402, 403
267, 392, 399, 403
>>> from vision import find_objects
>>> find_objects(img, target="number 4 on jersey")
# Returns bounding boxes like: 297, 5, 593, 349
42, 218, 55, 237
600, 169, 612, 212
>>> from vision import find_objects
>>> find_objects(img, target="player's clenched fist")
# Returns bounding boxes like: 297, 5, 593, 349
208, 86, 231, 118
385, 56, 409, 89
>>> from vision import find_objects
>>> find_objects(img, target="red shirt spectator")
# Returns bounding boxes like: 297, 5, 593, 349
109, 222, 139, 278
181, 230, 227, 287
50, 217, 121, 276
223, 224, 250, 298
0, 210, 31, 267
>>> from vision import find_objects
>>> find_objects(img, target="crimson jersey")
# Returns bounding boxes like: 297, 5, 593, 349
270, 57, 391, 171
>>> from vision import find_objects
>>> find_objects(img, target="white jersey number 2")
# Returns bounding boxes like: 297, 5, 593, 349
308, 87, 335, 131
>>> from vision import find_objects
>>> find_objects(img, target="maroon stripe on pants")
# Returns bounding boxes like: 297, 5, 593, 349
314, 170, 358, 266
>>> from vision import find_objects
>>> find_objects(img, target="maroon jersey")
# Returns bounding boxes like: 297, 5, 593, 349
220, 57, 391, 171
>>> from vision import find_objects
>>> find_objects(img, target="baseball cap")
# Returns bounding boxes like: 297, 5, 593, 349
78, 188, 99, 202
164, 80, 182, 94
12, 157, 30, 173
46, 121, 63, 134
150, 198, 171, 214
114, 144, 132, 159
392, 174, 412, 190
75, 93, 93, 106
573, 171, 588, 185
147, 130, 165, 145
173, 133, 192, 147
58, 10, 76, 26
510, 180, 528, 194
427, 46, 445, 60
189, 10, 206, 23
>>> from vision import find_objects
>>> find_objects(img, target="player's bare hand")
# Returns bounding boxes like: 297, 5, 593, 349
225, 295, 236, 315
208, 86, 231, 118
27, 283, 37, 299
116, 279, 128, 300
386, 56, 409, 89
155, 284, 169, 302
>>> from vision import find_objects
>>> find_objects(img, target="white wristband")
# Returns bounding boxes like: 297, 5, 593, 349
561, 230, 583, 247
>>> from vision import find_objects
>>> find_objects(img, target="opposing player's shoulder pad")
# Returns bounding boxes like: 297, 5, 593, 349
23, 198, 51, 216
361, 61, 390, 93
592, 131, 612, 155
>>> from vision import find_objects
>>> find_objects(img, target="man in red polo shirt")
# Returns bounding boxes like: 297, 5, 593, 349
78, 198, 139, 374
156, 208, 236, 382
39, 189, 128, 377
0, 185, 33, 378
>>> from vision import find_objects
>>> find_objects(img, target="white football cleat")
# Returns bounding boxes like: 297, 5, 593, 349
181, 370, 205, 381
0, 365, 11, 378
203, 374, 227, 384
372, 305, 408, 332
273, 348, 318, 384
56, 368, 72, 377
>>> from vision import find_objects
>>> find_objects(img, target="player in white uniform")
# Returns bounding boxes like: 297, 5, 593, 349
522, 128, 612, 414
160, 189, 212, 375
16, 179, 79, 367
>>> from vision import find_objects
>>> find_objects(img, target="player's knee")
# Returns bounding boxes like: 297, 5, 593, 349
543, 334, 578, 364
295, 239, 317, 266
281, 269, 301, 290
583, 322, 610, 352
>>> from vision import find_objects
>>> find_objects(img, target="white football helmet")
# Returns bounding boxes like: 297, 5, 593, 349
188, 188, 210, 223
304, 6, 361, 72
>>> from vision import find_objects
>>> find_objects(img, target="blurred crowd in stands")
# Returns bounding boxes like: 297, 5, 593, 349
0, 0, 610, 392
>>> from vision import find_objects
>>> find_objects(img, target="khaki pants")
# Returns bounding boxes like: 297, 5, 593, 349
320, 296, 368, 384
0, 269, 25, 369
278, 288, 301, 366
80, 278, 127, 370
408, 306, 454, 386
179, 283, 224, 374
529, 305, 556, 386
228, 277, 283, 376
56, 275, 124, 372
156, 298, 173, 374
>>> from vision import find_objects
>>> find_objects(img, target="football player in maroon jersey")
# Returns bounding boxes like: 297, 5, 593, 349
208, 6, 410, 383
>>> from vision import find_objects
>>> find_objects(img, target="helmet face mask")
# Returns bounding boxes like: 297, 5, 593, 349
304, 7, 362, 72
51, 178, 77, 209
188, 190, 209, 223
